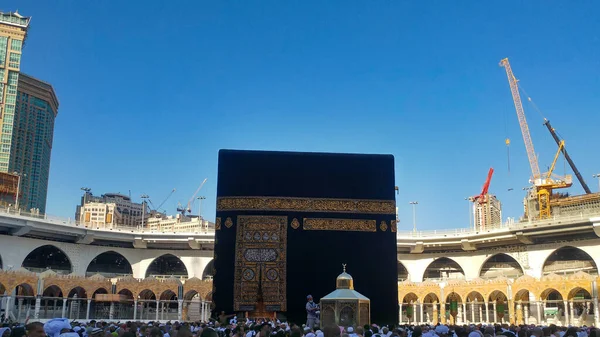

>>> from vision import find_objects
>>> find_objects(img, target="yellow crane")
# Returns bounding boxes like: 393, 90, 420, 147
499, 58, 572, 219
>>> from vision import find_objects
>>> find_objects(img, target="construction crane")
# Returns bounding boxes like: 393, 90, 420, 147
177, 178, 208, 216
500, 58, 572, 219
543, 119, 592, 194
468, 168, 495, 230
471, 168, 494, 204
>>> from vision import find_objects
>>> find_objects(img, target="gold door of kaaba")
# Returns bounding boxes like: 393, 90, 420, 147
234, 215, 287, 312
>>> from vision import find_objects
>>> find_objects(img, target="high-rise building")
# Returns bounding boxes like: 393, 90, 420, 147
0, 11, 59, 213
473, 194, 502, 230
11, 74, 59, 212
0, 11, 30, 172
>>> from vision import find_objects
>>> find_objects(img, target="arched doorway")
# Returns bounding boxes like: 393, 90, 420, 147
445, 292, 463, 325
40, 285, 64, 319
480, 253, 524, 279
159, 290, 178, 320
465, 291, 485, 324
138, 289, 157, 321
22, 245, 72, 274
86, 251, 133, 277
543, 246, 598, 276
423, 257, 464, 281
398, 261, 409, 281
202, 260, 215, 280
67, 287, 87, 320
145, 254, 188, 278
423, 293, 440, 324
400, 293, 418, 324
489, 290, 509, 324
541, 288, 564, 323
12, 283, 35, 321
568, 288, 593, 326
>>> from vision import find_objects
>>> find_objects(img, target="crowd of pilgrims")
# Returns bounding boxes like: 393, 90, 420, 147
0, 317, 598, 337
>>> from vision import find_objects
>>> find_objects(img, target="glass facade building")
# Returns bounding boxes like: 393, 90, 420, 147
0, 11, 58, 212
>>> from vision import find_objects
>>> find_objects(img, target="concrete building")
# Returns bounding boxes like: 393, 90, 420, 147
10, 74, 59, 213
146, 212, 214, 233
0, 12, 58, 213
0, 11, 29, 173
473, 194, 502, 230
76, 192, 146, 229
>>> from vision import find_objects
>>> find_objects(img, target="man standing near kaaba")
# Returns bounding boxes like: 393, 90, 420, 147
306, 295, 319, 328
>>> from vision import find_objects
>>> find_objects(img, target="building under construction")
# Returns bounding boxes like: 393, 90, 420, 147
474, 194, 502, 230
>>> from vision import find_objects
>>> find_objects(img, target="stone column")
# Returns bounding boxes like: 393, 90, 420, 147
485, 301, 489, 323
86, 299, 91, 320
433, 302, 438, 325
493, 301, 497, 323
569, 301, 574, 326
508, 300, 515, 324
441, 302, 446, 324
399, 303, 403, 323
109, 301, 115, 320
155, 300, 160, 321
536, 301, 542, 325
412, 302, 417, 324
564, 300, 569, 326
178, 300, 183, 321
478, 302, 483, 324
419, 302, 424, 324
462, 302, 466, 324
18, 298, 23, 321
471, 301, 476, 323
516, 301, 523, 325
34, 296, 41, 319
61, 298, 67, 318
200, 301, 205, 322
524, 304, 529, 325
133, 299, 138, 320
594, 297, 600, 327
5, 296, 11, 320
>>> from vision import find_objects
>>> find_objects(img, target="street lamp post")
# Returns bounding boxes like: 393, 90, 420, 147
197, 196, 206, 219
593, 174, 600, 192
409, 201, 418, 232
465, 197, 473, 231
140, 194, 149, 230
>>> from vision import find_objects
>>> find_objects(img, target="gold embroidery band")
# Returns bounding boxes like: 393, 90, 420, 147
303, 218, 377, 232
217, 197, 395, 214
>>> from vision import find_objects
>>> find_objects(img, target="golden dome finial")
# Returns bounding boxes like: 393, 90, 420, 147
342, 263, 346, 273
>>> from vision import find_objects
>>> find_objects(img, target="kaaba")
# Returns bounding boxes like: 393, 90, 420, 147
213, 149, 398, 325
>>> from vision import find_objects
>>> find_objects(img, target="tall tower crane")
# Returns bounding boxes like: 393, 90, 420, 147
499, 58, 572, 219
177, 178, 208, 216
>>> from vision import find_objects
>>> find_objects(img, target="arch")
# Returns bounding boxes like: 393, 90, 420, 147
401, 292, 418, 303
184, 290, 203, 301
205, 291, 213, 303
202, 259, 215, 280
160, 289, 178, 301
139, 289, 156, 300
513, 289, 531, 302
145, 254, 189, 278
479, 253, 524, 279
116, 288, 133, 299
68, 286, 87, 299
445, 292, 462, 303
488, 290, 508, 302
541, 288, 563, 301
423, 257, 465, 281
14, 283, 35, 297
86, 251, 133, 277
398, 261, 409, 281
568, 287, 592, 301
466, 291, 484, 302
542, 246, 598, 276
22, 245, 72, 274
42, 285, 63, 298
422, 292, 439, 303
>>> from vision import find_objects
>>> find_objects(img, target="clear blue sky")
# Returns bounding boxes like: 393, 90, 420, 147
5, 1, 600, 230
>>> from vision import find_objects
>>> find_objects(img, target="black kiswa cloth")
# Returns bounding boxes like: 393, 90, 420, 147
213, 149, 398, 325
